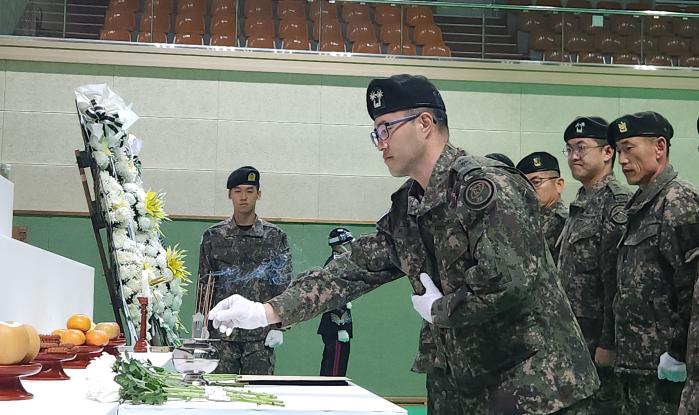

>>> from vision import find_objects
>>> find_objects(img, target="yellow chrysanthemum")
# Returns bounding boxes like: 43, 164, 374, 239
166, 245, 191, 282
144, 191, 169, 221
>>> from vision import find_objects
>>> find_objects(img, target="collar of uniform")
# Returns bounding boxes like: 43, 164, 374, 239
543, 199, 567, 218
626, 164, 678, 215
408, 144, 460, 217
225, 216, 265, 237
571, 173, 615, 209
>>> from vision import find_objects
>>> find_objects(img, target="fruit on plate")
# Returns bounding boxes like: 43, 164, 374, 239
94, 322, 120, 340
59, 329, 86, 346
67, 314, 92, 332
0, 321, 41, 365
85, 330, 109, 347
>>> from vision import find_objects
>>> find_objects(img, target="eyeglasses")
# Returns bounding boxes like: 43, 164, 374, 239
563, 144, 605, 158
370, 114, 419, 147
529, 176, 559, 188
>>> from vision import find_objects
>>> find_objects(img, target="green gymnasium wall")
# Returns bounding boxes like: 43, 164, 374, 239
12, 214, 426, 397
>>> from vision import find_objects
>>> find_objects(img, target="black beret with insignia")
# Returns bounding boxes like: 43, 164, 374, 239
328, 227, 354, 247
366, 74, 446, 120
516, 151, 560, 175
227, 166, 260, 189
607, 111, 674, 147
563, 116, 608, 142
485, 153, 515, 167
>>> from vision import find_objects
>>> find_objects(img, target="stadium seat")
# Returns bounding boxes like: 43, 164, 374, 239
311, 1, 338, 22
595, 32, 625, 54
245, 0, 273, 18
374, 5, 401, 25
342, 3, 371, 23
143, 0, 173, 14
211, 14, 236, 35
245, 17, 275, 38
611, 53, 640, 64
212, 0, 236, 17
136, 31, 167, 43
313, 19, 343, 41
103, 10, 136, 31
175, 13, 205, 34
387, 43, 416, 55
139, 12, 171, 33
678, 55, 699, 67
352, 40, 381, 53
246, 36, 275, 48
644, 53, 672, 66
100, 29, 131, 41
578, 51, 604, 63
379, 24, 409, 45
109, 0, 139, 12
279, 18, 308, 39
177, 0, 207, 15
422, 42, 451, 56
282, 36, 312, 50
211, 33, 237, 46
173, 32, 204, 45
319, 39, 346, 52
406, 6, 434, 27
347, 21, 376, 43
413, 24, 443, 46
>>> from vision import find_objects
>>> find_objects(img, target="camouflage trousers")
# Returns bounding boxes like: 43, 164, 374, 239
426, 369, 591, 415
213, 339, 275, 375
618, 374, 683, 415
678, 379, 698, 415
586, 366, 623, 414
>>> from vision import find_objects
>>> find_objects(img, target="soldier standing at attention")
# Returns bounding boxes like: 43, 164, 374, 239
608, 111, 699, 414
557, 116, 631, 414
516, 152, 567, 263
317, 227, 354, 377
196, 166, 292, 375
207, 74, 600, 414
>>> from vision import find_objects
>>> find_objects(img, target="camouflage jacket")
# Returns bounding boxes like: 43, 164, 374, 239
542, 200, 568, 264
198, 217, 292, 341
269, 144, 598, 412
615, 165, 699, 375
679, 254, 699, 415
557, 174, 631, 352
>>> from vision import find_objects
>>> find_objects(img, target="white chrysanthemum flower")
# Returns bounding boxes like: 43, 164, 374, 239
144, 244, 159, 257
93, 151, 109, 169
124, 192, 136, 206
155, 254, 167, 269
135, 190, 146, 202
135, 202, 146, 215
138, 216, 153, 231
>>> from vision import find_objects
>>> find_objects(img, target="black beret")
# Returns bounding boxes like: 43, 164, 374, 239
366, 74, 446, 120
564, 116, 608, 142
516, 152, 560, 175
227, 166, 260, 189
328, 227, 353, 247
485, 153, 515, 167
607, 111, 674, 147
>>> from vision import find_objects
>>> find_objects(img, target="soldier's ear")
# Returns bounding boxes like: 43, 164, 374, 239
257, 189, 262, 200
228, 189, 232, 200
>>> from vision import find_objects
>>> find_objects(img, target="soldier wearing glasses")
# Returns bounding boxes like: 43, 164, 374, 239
557, 116, 631, 414
206, 74, 600, 414
609, 111, 699, 414
516, 152, 567, 263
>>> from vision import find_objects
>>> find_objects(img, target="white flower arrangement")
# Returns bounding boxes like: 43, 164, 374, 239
75, 84, 190, 346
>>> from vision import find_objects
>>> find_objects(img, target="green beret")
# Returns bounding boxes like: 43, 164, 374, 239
607, 111, 674, 147
227, 166, 260, 189
564, 116, 608, 142
366, 74, 446, 120
516, 151, 560, 175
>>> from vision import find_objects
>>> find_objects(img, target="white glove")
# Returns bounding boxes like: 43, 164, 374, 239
658, 352, 687, 382
410, 273, 443, 324
264, 330, 284, 348
338, 330, 350, 343
209, 294, 268, 331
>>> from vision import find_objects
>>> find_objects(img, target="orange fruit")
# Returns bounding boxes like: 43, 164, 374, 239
85, 329, 109, 347
67, 314, 92, 332
60, 329, 86, 346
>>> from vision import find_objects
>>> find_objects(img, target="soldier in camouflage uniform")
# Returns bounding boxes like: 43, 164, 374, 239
607, 111, 699, 414
517, 152, 568, 263
557, 116, 631, 414
197, 166, 292, 375
209, 75, 600, 414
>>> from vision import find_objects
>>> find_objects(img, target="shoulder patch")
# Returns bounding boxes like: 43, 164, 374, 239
462, 178, 495, 210
610, 204, 628, 225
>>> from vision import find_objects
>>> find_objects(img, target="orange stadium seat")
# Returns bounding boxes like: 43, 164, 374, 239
374, 5, 401, 25
678, 55, 699, 67
246, 36, 276, 48
143, 0, 173, 14
211, 14, 237, 35
413, 24, 442, 46
313, 19, 343, 41
578, 51, 604, 63
173, 32, 204, 44
627, 34, 657, 55
379, 23, 409, 45
342, 3, 371, 23
175, 13, 205, 34
103, 10, 135, 31
140, 12, 171, 33
543, 50, 572, 62
530, 31, 560, 51
352, 40, 381, 54
565, 32, 593, 52
100, 29, 131, 41
279, 18, 308, 39
347, 21, 376, 43
612, 53, 641, 64
387, 43, 416, 55
644, 53, 672, 66
245, 17, 275, 38
595, 32, 625, 54
660, 37, 689, 56
422, 42, 451, 57
406, 6, 434, 27
212, 0, 236, 16
177, 0, 206, 15
311, 1, 338, 22
319, 39, 346, 52
282, 37, 311, 50
278, 0, 306, 20
109, 0, 139, 12
210, 33, 238, 46
136, 31, 168, 43
245, 0, 273, 18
